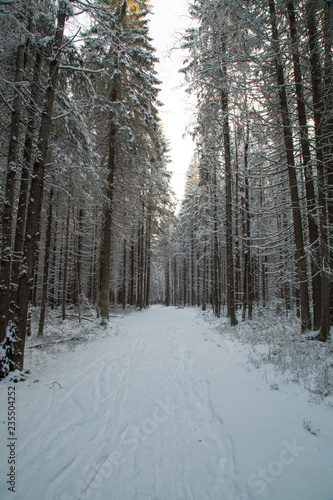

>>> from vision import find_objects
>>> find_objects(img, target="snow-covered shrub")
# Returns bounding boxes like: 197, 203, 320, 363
214, 307, 333, 402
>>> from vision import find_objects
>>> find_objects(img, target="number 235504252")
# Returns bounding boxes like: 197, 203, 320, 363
7, 387, 16, 436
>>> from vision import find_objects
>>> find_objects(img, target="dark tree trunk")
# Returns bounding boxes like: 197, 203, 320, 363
145, 213, 151, 307
323, 2, 333, 325
190, 231, 195, 307
0, 41, 25, 342
129, 239, 135, 306
172, 259, 177, 306
269, 0, 311, 332
1, 3, 69, 376
183, 256, 187, 307
234, 131, 241, 308
212, 163, 221, 317
62, 203, 70, 321
287, 0, 321, 329
76, 208, 84, 322
202, 243, 207, 311
221, 54, 237, 326
99, 95, 117, 322
306, 0, 331, 340
165, 248, 170, 307
262, 256, 268, 308
242, 129, 253, 321
10, 50, 43, 314
49, 218, 57, 310
38, 188, 53, 337
136, 213, 145, 310
122, 239, 127, 310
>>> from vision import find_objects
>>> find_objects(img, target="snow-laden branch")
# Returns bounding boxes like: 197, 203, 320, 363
59, 65, 106, 74
51, 110, 73, 121
132, 0, 152, 14
53, 28, 81, 62
0, 92, 14, 113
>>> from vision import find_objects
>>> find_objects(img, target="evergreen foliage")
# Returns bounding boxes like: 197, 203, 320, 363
0, 0, 332, 378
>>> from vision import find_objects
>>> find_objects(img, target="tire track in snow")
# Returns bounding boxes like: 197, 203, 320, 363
4, 306, 250, 500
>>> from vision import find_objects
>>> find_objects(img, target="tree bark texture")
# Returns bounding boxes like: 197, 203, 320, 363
5, 3, 69, 374
242, 131, 253, 321
287, 0, 322, 329
0, 41, 25, 343
99, 95, 117, 322
10, 51, 43, 316
306, 0, 331, 340
221, 58, 237, 326
269, 0, 311, 332
38, 188, 53, 337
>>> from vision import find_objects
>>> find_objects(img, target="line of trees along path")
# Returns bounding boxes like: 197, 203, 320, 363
0, 0, 332, 378
176, 0, 332, 336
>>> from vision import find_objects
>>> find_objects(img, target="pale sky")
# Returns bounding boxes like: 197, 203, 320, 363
148, 0, 196, 204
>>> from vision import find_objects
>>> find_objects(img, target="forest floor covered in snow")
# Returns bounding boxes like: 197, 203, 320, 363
0, 305, 333, 500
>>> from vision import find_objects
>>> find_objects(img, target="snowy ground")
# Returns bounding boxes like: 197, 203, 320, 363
0, 305, 333, 500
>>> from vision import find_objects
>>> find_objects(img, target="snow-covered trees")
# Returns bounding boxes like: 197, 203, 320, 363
79, 0, 169, 322
0, 0, 172, 378
1, 0, 332, 378
176, 0, 332, 335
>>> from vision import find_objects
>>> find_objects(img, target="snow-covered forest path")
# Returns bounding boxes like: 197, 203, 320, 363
0, 307, 242, 499
1, 306, 333, 500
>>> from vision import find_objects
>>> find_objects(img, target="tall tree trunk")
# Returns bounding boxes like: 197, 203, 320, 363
202, 243, 207, 311
287, 0, 321, 329
62, 203, 70, 321
212, 230, 220, 317
145, 212, 151, 307
242, 127, 253, 321
306, 0, 331, 340
49, 218, 57, 310
172, 258, 177, 306
234, 130, 241, 306
76, 208, 84, 322
269, 0, 311, 332
38, 188, 53, 337
122, 239, 127, 310
0, 41, 25, 342
262, 256, 268, 308
99, 90, 117, 322
165, 247, 170, 307
0, 2, 69, 377
136, 214, 145, 310
183, 256, 187, 307
221, 52, 237, 326
129, 239, 135, 306
190, 231, 195, 307
323, 1, 333, 325
10, 50, 43, 313
212, 163, 221, 317
196, 251, 200, 307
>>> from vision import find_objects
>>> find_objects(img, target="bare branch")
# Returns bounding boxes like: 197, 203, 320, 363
0, 92, 14, 113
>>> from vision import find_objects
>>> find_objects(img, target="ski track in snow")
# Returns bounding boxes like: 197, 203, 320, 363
0, 306, 249, 500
